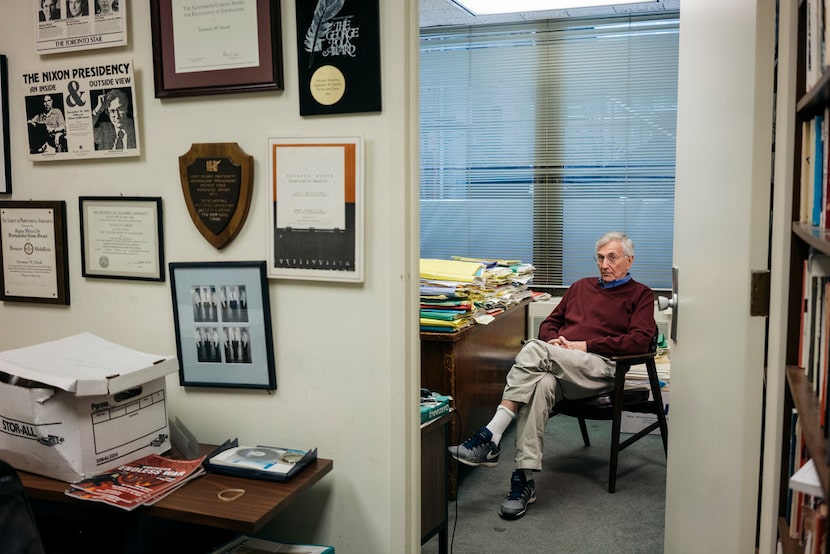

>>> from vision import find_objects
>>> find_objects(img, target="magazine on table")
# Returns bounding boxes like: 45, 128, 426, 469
64, 453, 206, 511
204, 438, 317, 482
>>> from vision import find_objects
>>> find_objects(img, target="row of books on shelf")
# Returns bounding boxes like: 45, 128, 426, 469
787, 411, 827, 553
805, 0, 830, 91
798, 251, 830, 443
799, 111, 830, 229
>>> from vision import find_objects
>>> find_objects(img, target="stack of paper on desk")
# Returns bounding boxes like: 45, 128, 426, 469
420, 258, 484, 283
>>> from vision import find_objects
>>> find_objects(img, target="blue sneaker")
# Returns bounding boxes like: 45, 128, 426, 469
499, 470, 536, 520
448, 426, 500, 467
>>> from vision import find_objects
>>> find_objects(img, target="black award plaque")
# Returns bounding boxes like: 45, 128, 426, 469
179, 143, 253, 249
295, 0, 381, 116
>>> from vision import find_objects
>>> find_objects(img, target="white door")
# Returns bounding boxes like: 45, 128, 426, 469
664, 1, 776, 552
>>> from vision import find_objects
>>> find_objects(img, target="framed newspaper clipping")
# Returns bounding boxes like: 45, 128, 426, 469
267, 136, 364, 282
150, 0, 283, 98
22, 58, 140, 161
0, 200, 70, 305
169, 261, 276, 390
35, 0, 128, 55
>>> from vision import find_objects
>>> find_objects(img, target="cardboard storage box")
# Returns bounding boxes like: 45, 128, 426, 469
621, 389, 670, 435
0, 333, 177, 482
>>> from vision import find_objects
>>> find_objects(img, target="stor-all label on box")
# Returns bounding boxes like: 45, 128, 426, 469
0, 333, 177, 482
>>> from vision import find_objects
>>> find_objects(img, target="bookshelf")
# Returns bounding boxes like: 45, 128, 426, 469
780, 0, 830, 551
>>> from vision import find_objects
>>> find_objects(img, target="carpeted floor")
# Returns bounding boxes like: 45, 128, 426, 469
421, 415, 667, 553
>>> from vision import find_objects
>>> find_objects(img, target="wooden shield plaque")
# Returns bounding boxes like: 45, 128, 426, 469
179, 143, 253, 249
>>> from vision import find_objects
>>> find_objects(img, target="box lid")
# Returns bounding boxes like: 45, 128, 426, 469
0, 333, 177, 396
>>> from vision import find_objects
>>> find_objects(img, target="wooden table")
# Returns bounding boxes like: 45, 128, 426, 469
420, 299, 529, 497
18, 446, 333, 553
421, 412, 451, 554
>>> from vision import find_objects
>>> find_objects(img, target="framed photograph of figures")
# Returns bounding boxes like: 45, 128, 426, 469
267, 136, 364, 282
0, 200, 70, 305
295, 0, 381, 115
169, 261, 276, 390
0, 55, 10, 194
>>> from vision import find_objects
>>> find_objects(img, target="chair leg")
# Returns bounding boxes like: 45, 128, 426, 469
608, 360, 629, 493
577, 417, 590, 446
646, 358, 669, 456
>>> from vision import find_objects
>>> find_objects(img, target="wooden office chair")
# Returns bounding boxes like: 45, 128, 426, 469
549, 338, 669, 493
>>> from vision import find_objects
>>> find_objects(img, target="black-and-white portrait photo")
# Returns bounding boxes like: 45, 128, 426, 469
67, 0, 89, 18
223, 326, 252, 364
220, 284, 248, 322
191, 285, 219, 322
195, 326, 221, 363
26, 94, 67, 154
91, 88, 136, 151
39, 0, 62, 22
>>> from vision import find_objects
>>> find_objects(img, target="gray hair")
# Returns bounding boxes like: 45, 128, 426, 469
596, 231, 634, 257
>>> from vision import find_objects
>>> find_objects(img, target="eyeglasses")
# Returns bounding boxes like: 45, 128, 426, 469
594, 253, 629, 264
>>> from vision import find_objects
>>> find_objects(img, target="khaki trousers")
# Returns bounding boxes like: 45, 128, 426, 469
502, 339, 616, 471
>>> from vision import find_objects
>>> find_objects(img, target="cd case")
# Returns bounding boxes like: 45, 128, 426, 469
204, 438, 317, 482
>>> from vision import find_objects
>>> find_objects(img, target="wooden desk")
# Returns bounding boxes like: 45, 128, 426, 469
420, 299, 529, 497
18, 447, 333, 552
421, 412, 451, 554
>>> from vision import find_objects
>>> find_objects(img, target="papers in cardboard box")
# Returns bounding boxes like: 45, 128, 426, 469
205, 438, 317, 482
0, 332, 176, 396
0, 333, 177, 482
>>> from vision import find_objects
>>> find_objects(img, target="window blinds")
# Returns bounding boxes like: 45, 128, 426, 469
419, 15, 679, 289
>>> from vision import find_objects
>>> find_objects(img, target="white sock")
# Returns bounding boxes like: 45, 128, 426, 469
486, 405, 516, 446
522, 469, 534, 481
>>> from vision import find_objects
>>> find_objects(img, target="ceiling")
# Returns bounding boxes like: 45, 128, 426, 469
419, 0, 680, 28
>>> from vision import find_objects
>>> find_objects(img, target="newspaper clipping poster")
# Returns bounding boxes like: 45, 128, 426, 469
22, 59, 140, 161
35, 0, 127, 55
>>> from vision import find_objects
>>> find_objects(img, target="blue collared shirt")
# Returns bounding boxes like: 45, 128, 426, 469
598, 273, 632, 289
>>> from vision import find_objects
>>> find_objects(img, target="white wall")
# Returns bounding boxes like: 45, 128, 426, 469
0, 3, 421, 553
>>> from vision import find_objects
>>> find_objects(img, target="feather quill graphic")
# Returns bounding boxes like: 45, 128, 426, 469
304, 0, 346, 68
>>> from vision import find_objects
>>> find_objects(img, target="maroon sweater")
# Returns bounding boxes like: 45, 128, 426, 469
538, 277, 656, 356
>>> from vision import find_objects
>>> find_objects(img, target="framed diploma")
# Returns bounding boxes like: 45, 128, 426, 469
169, 261, 276, 390
267, 136, 364, 282
79, 197, 165, 281
150, 0, 284, 98
0, 200, 69, 305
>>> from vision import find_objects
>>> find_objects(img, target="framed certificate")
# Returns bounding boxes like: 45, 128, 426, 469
267, 136, 364, 282
0, 200, 69, 305
169, 261, 276, 390
79, 197, 165, 281
150, 0, 283, 98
